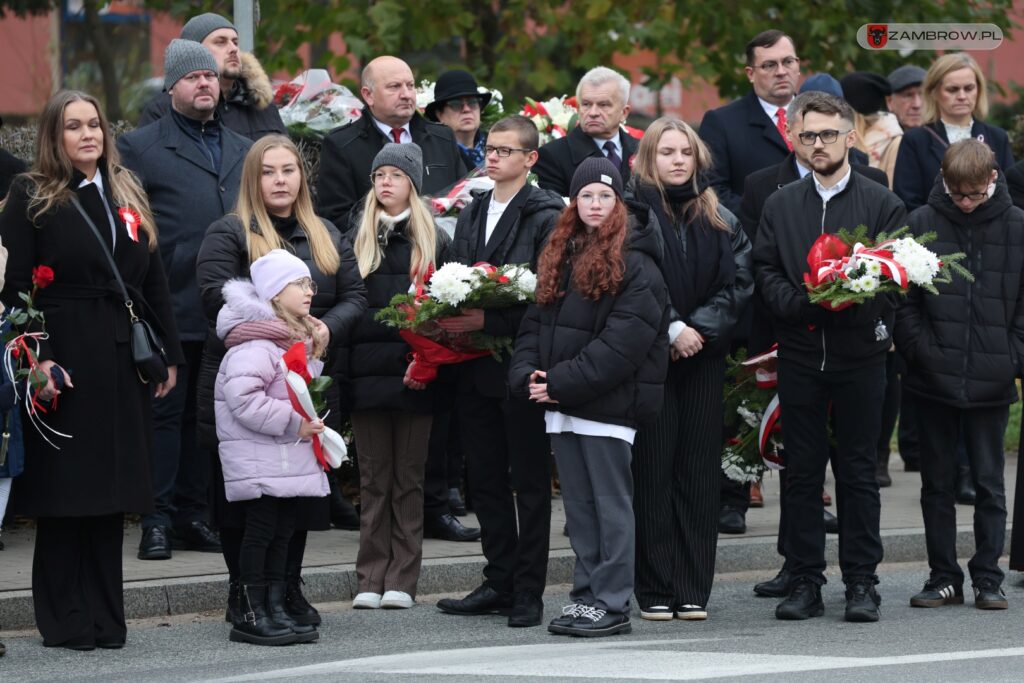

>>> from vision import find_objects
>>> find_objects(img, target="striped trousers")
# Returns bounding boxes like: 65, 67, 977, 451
632, 355, 725, 609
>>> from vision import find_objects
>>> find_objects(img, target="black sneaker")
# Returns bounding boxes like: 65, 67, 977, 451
562, 607, 631, 638
639, 605, 673, 621
973, 578, 1008, 610
776, 579, 824, 620
910, 578, 964, 608
844, 579, 881, 622
548, 603, 588, 634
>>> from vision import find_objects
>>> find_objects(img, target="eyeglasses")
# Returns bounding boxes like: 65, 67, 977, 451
370, 171, 408, 183
797, 129, 852, 145
577, 191, 617, 206
948, 190, 988, 202
484, 145, 532, 158
753, 57, 801, 72
445, 97, 481, 111
289, 277, 318, 294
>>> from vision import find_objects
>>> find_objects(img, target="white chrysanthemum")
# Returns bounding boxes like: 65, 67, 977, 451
722, 451, 761, 483
865, 261, 883, 277
736, 403, 761, 430
843, 274, 879, 293
505, 265, 538, 300
891, 237, 941, 286
428, 262, 477, 306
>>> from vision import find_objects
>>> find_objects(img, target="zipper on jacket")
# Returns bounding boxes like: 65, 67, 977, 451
280, 444, 289, 473
819, 197, 828, 372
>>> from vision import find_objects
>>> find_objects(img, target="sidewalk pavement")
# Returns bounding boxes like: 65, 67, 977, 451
0, 455, 1017, 631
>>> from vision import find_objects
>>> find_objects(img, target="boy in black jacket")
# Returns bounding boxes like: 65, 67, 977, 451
753, 92, 906, 623
435, 116, 564, 627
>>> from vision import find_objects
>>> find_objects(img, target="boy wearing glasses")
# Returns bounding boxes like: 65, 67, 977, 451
435, 116, 565, 628
753, 92, 906, 623
895, 139, 1024, 612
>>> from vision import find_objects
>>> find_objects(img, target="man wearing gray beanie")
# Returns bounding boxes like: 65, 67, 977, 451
118, 36, 254, 564
139, 12, 285, 141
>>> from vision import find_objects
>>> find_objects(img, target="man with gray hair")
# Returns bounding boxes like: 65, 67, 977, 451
534, 66, 638, 197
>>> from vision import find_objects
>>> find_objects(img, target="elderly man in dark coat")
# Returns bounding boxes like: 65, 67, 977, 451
316, 56, 466, 229
118, 40, 253, 561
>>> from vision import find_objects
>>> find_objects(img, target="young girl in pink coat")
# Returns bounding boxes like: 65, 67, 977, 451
215, 249, 330, 646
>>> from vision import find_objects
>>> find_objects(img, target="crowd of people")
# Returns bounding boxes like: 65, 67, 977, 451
1, 13, 1024, 652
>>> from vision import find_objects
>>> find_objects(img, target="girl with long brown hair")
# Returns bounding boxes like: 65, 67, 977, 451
627, 116, 752, 622
510, 157, 668, 637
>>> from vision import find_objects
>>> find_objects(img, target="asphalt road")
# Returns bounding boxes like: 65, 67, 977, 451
3, 561, 1022, 682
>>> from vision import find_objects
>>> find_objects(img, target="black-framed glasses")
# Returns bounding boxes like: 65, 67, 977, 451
370, 171, 408, 183
484, 145, 532, 158
948, 190, 988, 202
797, 129, 852, 146
753, 56, 801, 72
445, 97, 481, 111
289, 277, 318, 295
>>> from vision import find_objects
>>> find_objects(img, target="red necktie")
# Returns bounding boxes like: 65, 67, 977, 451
776, 108, 793, 151
391, 127, 403, 144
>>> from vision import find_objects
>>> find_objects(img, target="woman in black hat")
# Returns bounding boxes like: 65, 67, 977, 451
425, 70, 492, 171
840, 72, 904, 188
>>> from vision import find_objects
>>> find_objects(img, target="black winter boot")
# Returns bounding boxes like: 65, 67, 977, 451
285, 573, 322, 626
229, 584, 299, 646
269, 582, 319, 642
225, 579, 243, 625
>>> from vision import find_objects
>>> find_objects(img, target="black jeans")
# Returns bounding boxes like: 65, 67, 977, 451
915, 398, 1008, 586
777, 358, 885, 584
239, 496, 298, 585
144, 340, 209, 530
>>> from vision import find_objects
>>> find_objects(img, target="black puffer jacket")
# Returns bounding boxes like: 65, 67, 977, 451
451, 185, 565, 398
195, 213, 367, 448
753, 171, 907, 371
343, 216, 453, 413
895, 175, 1024, 408
509, 213, 670, 428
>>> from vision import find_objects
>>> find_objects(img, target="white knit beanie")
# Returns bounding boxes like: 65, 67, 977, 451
249, 249, 310, 302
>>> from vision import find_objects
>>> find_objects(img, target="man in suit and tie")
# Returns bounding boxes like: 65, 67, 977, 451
118, 40, 254, 560
700, 29, 802, 215
534, 66, 639, 196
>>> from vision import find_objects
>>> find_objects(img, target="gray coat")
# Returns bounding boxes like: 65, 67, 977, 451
118, 115, 253, 340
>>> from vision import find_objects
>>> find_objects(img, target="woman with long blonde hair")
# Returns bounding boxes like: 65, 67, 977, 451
627, 116, 753, 622
0, 89, 183, 650
346, 143, 450, 610
196, 134, 366, 631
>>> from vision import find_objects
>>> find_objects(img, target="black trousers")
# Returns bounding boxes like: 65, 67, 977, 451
878, 352, 901, 460
916, 398, 1008, 586
895, 353, 920, 465
423, 409, 454, 519
777, 358, 885, 584
633, 356, 725, 608
459, 393, 551, 596
144, 340, 209, 530
239, 496, 297, 585
33, 514, 125, 648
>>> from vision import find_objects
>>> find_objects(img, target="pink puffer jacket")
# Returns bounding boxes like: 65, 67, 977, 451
214, 279, 329, 502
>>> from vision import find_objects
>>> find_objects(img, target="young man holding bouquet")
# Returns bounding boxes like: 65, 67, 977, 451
435, 115, 565, 627
753, 92, 906, 622
895, 140, 1024, 611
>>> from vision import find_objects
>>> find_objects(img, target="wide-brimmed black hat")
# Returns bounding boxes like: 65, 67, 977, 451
425, 69, 491, 122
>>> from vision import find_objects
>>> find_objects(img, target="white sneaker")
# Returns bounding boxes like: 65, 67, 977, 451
380, 590, 414, 609
353, 592, 382, 609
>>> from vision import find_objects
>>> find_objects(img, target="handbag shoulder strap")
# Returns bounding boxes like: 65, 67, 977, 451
69, 195, 140, 323
923, 123, 949, 149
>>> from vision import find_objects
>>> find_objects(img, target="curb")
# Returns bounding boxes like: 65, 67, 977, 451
0, 525, 1003, 631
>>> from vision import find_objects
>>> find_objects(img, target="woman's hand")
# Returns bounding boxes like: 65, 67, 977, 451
154, 365, 178, 399
671, 327, 704, 361
403, 363, 427, 391
528, 370, 557, 404
437, 309, 485, 333
299, 418, 325, 439
36, 359, 73, 401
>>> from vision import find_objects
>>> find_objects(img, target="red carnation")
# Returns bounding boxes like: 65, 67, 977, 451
32, 265, 54, 290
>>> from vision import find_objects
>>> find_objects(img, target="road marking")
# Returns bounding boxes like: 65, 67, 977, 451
203, 641, 1024, 681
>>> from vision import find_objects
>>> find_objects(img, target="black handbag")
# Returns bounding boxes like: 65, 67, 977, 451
71, 197, 169, 384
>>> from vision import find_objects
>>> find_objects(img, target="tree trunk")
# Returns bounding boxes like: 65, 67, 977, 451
81, 0, 122, 121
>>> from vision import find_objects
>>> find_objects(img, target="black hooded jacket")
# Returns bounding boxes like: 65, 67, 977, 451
509, 212, 670, 428
894, 174, 1024, 408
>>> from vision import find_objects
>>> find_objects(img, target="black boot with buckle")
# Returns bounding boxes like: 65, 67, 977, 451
229, 584, 299, 646
268, 582, 319, 642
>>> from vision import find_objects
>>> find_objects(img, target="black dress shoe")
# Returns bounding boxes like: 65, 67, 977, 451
955, 466, 976, 505
562, 607, 631, 637
329, 476, 360, 530
508, 592, 544, 627
138, 525, 172, 560
96, 640, 125, 649
424, 513, 481, 542
448, 487, 468, 517
775, 579, 824, 620
754, 568, 793, 598
437, 585, 513, 615
844, 579, 881, 622
172, 521, 222, 552
718, 506, 746, 534
823, 509, 840, 534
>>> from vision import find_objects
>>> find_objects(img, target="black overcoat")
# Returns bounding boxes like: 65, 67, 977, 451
534, 126, 639, 198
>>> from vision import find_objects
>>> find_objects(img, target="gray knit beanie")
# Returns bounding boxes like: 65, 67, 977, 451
181, 12, 237, 43
371, 142, 424, 194
569, 156, 623, 201
164, 39, 219, 90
